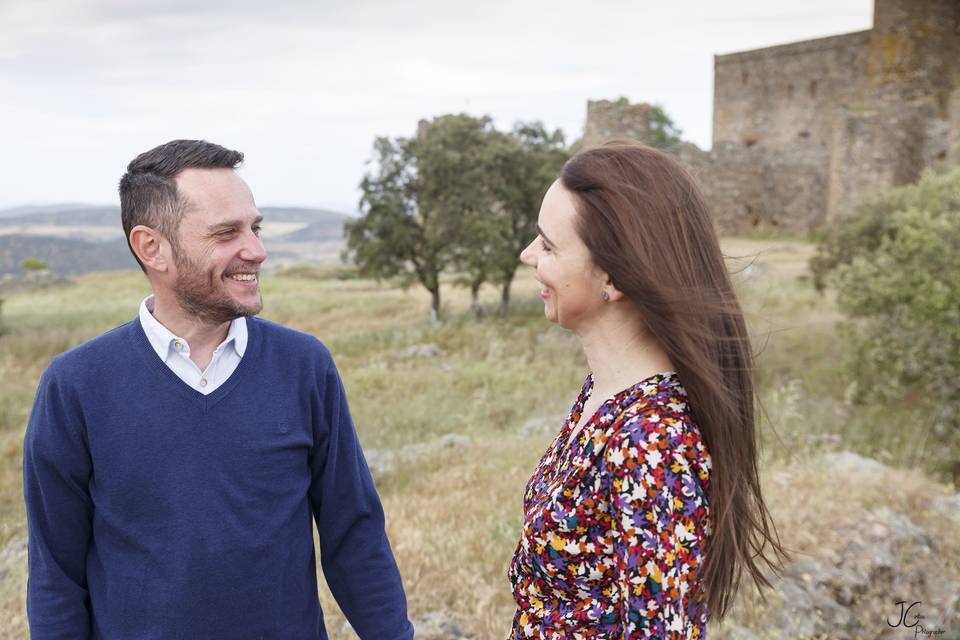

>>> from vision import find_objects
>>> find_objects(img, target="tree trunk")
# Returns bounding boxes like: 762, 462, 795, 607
470, 282, 485, 319
429, 288, 441, 323
496, 279, 512, 316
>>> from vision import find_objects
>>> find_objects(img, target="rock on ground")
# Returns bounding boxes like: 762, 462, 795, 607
365, 433, 472, 483
395, 344, 444, 360
411, 611, 472, 639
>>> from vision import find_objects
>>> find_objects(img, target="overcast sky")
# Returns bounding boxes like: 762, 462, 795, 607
1, 0, 873, 213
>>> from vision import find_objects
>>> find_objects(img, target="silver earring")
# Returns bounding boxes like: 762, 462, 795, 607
601, 290, 610, 302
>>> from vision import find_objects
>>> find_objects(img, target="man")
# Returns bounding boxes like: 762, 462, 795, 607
23, 140, 414, 639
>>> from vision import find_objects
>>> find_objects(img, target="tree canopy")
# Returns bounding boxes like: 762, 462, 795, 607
345, 114, 568, 319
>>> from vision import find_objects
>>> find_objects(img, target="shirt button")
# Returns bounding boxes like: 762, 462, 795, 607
199, 378, 208, 388
174, 341, 183, 350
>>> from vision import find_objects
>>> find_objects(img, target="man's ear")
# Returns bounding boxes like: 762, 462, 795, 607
129, 225, 170, 273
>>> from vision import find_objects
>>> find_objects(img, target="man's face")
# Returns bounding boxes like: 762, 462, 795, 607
168, 168, 267, 324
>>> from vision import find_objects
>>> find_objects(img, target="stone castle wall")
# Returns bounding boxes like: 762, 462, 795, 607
713, 31, 869, 153
951, 84, 960, 152
583, 0, 960, 234
827, 0, 960, 216
674, 143, 828, 234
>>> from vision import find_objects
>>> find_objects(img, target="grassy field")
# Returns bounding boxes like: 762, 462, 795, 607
0, 238, 956, 638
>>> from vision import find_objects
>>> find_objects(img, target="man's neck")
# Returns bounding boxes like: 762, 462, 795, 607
150, 291, 231, 369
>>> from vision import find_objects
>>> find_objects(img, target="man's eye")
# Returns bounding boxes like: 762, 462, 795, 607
540, 239, 551, 252
252, 226, 262, 236
218, 229, 236, 238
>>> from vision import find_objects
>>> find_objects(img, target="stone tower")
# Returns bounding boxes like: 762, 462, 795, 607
830, 0, 960, 215
581, 100, 656, 149
582, 0, 960, 234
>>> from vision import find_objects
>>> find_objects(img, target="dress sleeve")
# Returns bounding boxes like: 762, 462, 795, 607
22, 363, 94, 638
308, 354, 414, 640
604, 410, 710, 639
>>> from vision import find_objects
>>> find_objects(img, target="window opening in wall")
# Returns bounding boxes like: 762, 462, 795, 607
936, 91, 949, 115
742, 70, 749, 85
809, 80, 818, 98
787, 83, 794, 98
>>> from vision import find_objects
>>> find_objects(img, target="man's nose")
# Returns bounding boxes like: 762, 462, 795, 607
241, 231, 267, 264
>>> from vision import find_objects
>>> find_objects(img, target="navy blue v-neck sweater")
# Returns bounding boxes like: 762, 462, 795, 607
23, 317, 413, 640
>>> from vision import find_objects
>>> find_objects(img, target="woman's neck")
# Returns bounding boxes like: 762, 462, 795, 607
578, 310, 674, 400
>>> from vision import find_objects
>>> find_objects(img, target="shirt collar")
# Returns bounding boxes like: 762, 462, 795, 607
224, 310, 248, 357
138, 295, 247, 360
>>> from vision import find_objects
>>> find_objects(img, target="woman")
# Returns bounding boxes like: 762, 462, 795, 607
508, 141, 785, 638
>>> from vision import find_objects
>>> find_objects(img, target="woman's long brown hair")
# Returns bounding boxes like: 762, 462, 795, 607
560, 140, 787, 619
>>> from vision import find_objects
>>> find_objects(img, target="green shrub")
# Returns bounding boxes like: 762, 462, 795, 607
813, 163, 960, 482
21, 257, 48, 272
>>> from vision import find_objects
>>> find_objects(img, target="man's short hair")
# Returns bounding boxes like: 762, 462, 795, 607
119, 139, 244, 271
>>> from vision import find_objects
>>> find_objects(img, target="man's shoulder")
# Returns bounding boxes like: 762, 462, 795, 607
49, 320, 138, 380
249, 316, 332, 363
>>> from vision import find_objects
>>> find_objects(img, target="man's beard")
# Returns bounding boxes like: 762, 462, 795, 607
172, 249, 262, 325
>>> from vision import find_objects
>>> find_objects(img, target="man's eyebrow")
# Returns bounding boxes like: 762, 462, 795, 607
208, 215, 264, 230
537, 225, 555, 246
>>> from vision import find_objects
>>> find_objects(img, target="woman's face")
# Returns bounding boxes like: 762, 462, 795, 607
520, 180, 608, 331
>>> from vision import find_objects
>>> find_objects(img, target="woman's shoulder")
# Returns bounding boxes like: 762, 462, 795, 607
610, 372, 697, 438
603, 374, 710, 475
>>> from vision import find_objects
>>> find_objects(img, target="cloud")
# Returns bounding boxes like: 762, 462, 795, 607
0, 0, 873, 208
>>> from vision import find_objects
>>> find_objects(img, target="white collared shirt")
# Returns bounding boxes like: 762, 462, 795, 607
138, 296, 247, 395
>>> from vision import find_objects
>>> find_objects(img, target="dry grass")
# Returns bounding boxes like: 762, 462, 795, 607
0, 238, 956, 639
321, 433, 550, 639
711, 458, 960, 640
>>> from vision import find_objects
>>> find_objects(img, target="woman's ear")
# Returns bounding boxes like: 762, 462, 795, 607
600, 271, 626, 303
129, 225, 170, 273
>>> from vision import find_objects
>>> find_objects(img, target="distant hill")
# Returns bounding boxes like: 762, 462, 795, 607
0, 204, 98, 219
260, 207, 352, 225
0, 204, 349, 277
0, 236, 136, 276
0, 205, 121, 226
0, 205, 350, 228
274, 219, 346, 242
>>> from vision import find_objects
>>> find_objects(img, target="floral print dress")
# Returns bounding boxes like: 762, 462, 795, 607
508, 372, 711, 639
